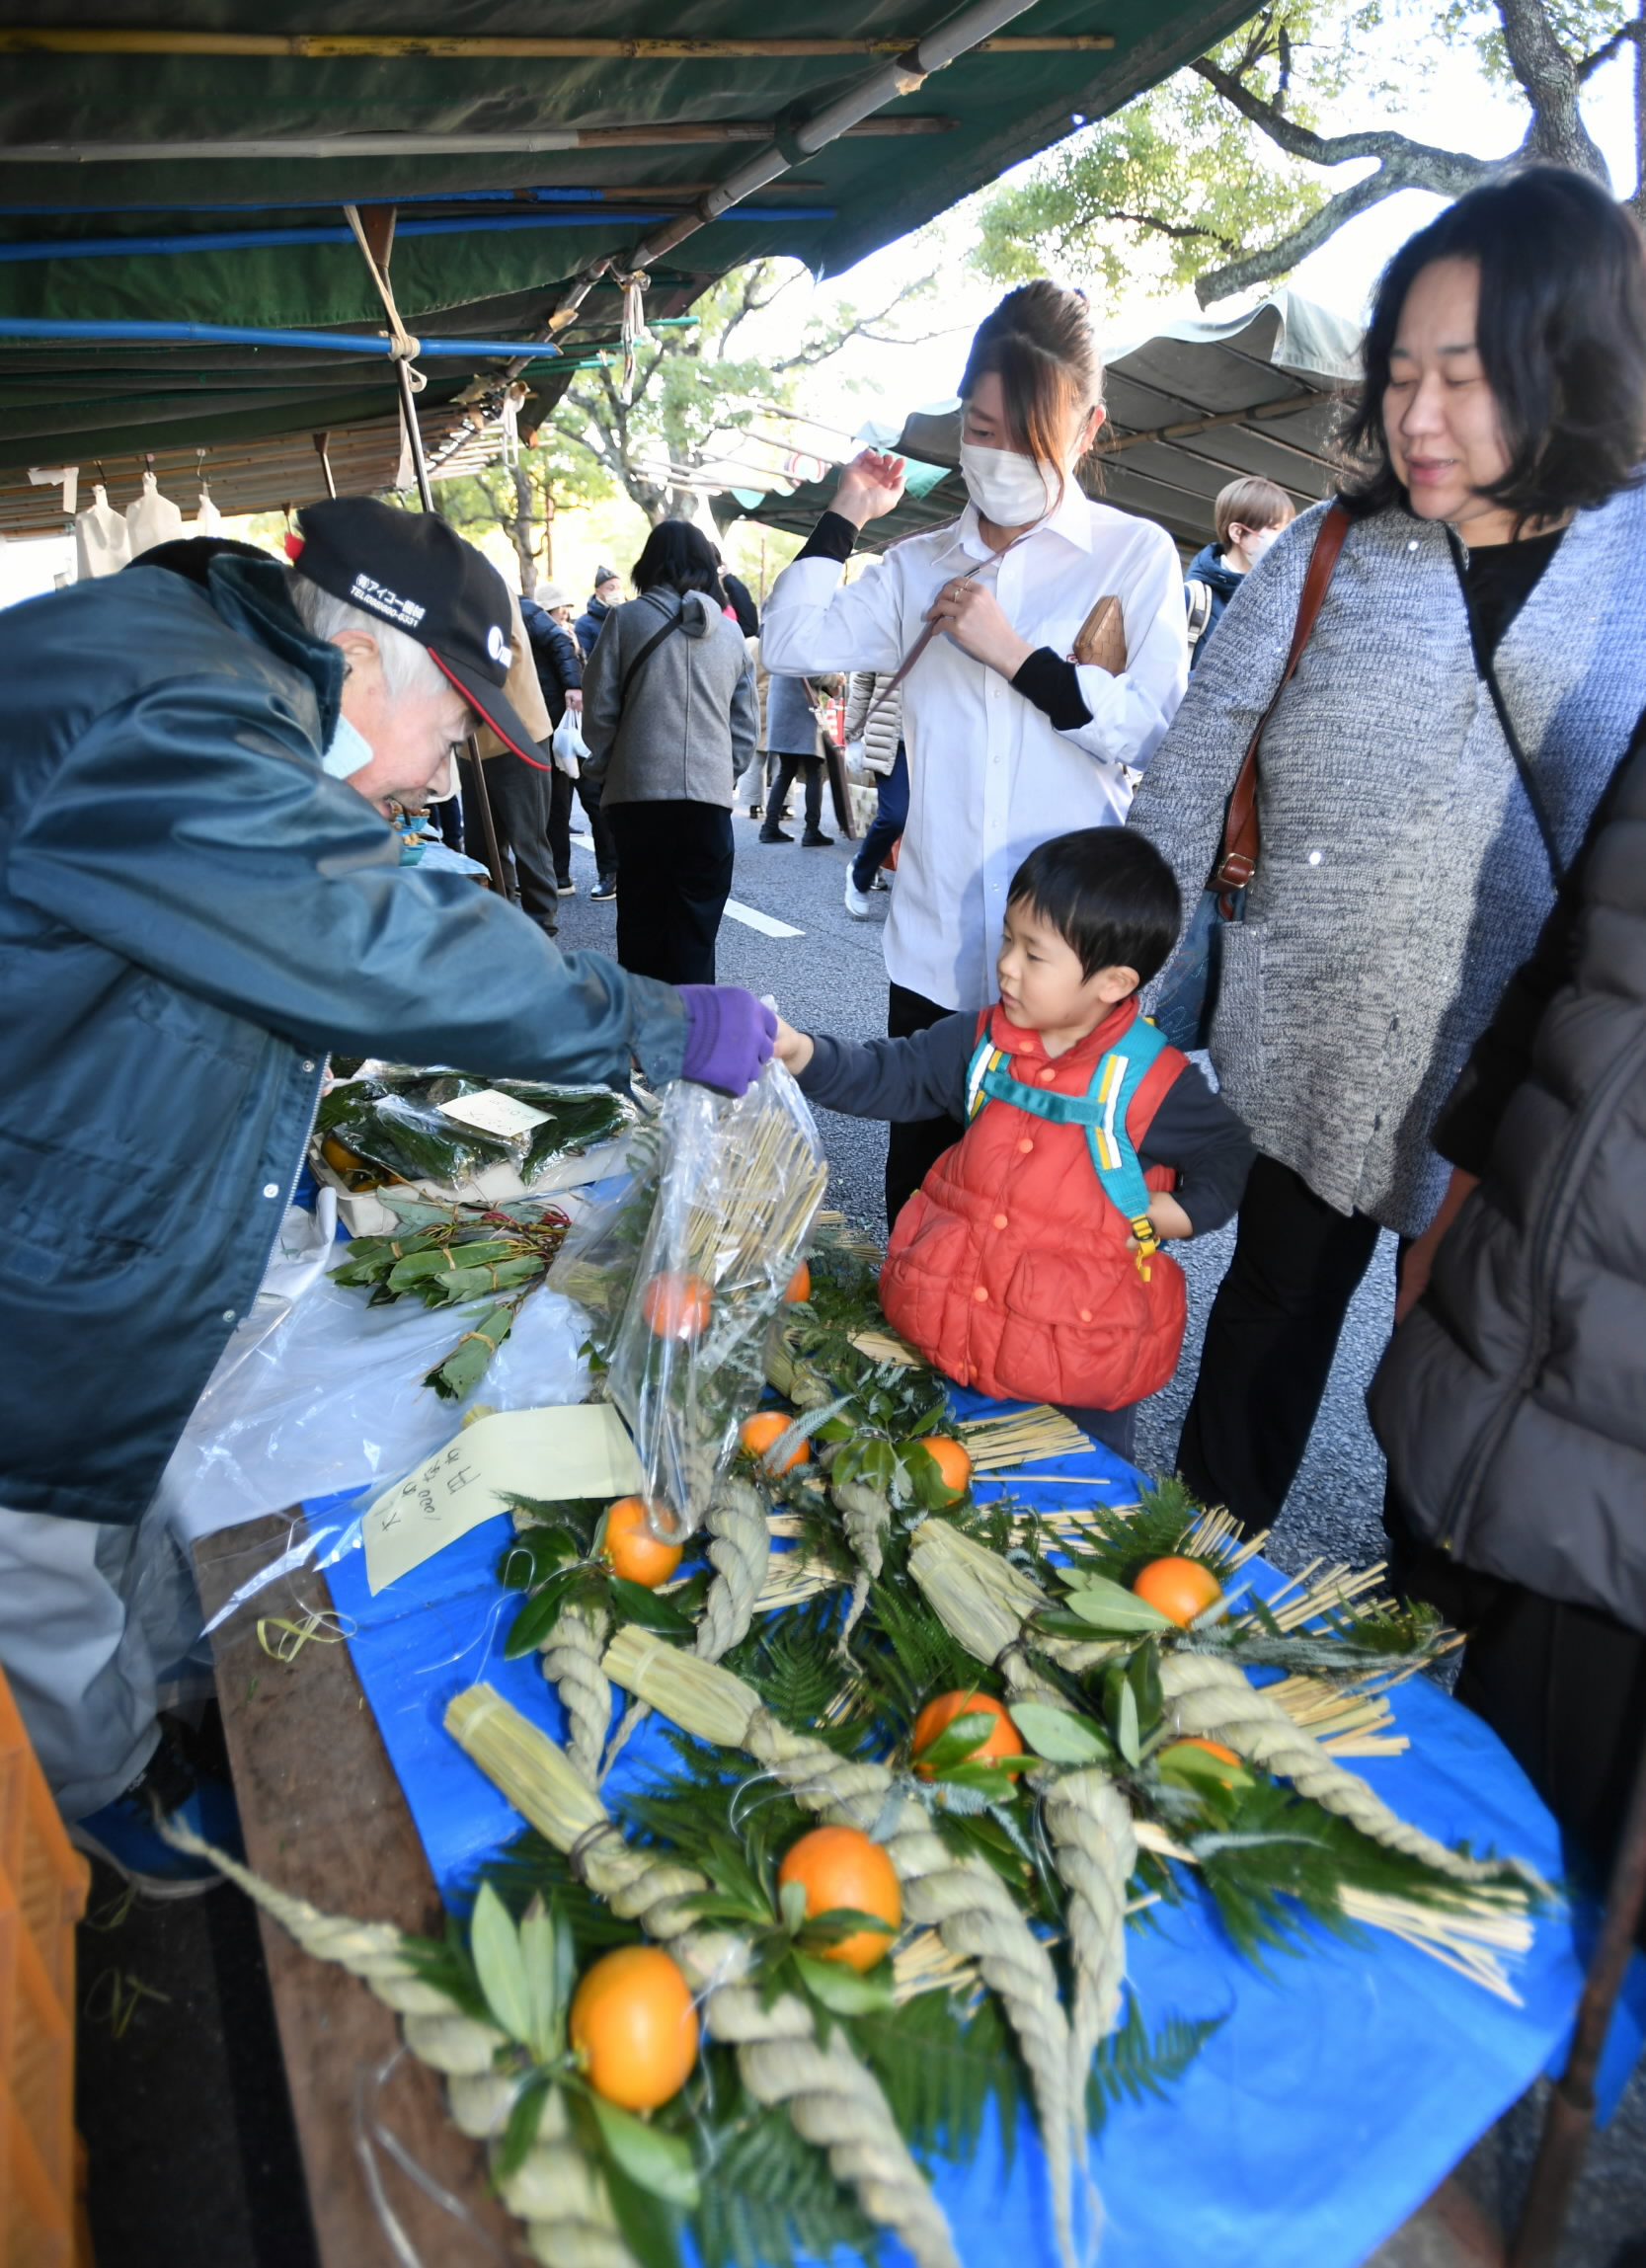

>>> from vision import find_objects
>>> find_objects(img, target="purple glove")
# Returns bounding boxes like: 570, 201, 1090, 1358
677, 985, 777, 1096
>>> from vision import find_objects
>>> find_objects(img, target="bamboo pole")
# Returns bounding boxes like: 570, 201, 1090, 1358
0, 118, 959, 164
0, 29, 1116, 58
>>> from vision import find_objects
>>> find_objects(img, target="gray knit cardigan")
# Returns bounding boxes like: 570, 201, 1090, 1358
1128, 490, 1646, 1236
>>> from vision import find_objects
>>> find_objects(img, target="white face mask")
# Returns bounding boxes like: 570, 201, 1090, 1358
959, 440, 1058, 528
1239, 524, 1283, 567
322, 711, 375, 781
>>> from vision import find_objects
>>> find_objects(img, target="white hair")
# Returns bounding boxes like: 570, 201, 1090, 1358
288, 572, 446, 702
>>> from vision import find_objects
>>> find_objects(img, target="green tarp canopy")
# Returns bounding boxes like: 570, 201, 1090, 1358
713, 290, 1365, 555
0, 0, 1254, 523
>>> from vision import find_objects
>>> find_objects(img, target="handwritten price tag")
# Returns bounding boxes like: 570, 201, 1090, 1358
436, 1088, 553, 1140
362, 1404, 644, 1595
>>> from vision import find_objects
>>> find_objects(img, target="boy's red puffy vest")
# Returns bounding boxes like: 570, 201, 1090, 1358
880, 998, 1189, 1412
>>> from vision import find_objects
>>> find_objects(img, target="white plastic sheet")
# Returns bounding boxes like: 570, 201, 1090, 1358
159, 1241, 590, 1544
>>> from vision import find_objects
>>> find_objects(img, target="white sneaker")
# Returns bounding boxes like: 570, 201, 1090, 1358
843, 875, 876, 920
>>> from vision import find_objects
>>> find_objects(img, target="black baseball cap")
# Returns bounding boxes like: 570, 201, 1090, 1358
291, 496, 537, 761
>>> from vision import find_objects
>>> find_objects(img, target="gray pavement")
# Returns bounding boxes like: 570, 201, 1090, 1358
551, 808, 1646, 2267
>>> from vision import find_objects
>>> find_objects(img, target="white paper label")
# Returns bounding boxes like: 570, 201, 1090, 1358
362, 1404, 644, 1595
436, 1088, 553, 1139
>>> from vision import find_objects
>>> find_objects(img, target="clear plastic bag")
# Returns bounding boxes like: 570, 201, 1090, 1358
314, 1069, 636, 1192
601, 1063, 827, 1536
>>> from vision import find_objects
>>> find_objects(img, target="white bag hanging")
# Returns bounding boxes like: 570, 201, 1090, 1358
126, 468, 185, 557
73, 482, 132, 580
195, 487, 222, 538
550, 713, 588, 778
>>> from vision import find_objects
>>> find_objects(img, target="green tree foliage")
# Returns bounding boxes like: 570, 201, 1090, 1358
544, 257, 942, 529
976, 0, 1641, 311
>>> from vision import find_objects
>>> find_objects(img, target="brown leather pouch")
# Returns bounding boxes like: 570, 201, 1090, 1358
1071, 592, 1127, 674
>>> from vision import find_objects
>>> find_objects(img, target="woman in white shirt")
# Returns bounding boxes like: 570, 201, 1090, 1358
760, 281, 1188, 1222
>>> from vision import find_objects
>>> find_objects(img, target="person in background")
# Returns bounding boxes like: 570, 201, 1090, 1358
457, 583, 564, 936
574, 564, 622, 659
759, 669, 839, 847
1128, 166, 1646, 1539
1369, 711, 1646, 1912
581, 520, 757, 984
775, 829, 1252, 1460
522, 579, 620, 903
761, 280, 1188, 1227
715, 546, 761, 639
842, 668, 905, 917
0, 497, 775, 1890
1183, 477, 1294, 668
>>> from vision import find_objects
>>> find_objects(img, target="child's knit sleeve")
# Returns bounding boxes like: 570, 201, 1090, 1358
796, 1011, 975, 1125
1137, 1060, 1255, 1235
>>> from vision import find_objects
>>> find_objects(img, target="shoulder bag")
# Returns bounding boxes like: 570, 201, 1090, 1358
1153, 502, 1351, 1052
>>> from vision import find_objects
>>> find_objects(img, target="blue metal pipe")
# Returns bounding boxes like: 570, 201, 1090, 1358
0, 317, 557, 355
0, 204, 835, 263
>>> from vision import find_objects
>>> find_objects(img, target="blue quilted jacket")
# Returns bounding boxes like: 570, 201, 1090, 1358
0, 552, 684, 1525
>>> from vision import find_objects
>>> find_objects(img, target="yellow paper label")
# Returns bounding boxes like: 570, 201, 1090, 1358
362, 1404, 644, 1595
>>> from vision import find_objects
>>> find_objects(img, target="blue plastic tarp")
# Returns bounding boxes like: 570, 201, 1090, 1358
311, 1403, 1645, 2268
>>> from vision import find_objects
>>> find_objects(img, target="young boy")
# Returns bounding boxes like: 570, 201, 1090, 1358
775, 829, 1254, 1459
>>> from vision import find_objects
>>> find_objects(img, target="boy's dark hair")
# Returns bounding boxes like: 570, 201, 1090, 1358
631, 518, 727, 603
1007, 828, 1181, 987
1341, 166, 1646, 528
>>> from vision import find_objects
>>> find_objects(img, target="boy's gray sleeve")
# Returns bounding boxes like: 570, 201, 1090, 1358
796, 1012, 974, 1124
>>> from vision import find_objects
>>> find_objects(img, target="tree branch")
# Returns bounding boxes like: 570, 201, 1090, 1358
1578, 19, 1642, 79
1496, 0, 1611, 177
1193, 160, 1468, 306
1190, 54, 1501, 187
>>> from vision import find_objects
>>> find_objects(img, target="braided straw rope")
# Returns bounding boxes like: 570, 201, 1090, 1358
541, 1601, 611, 1788
831, 1475, 891, 1649
445, 1685, 959, 2268
601, 1630, 1078, 2268
1160, 1651, 1544, 1888
156, 1816, 633, 2268
695, 1472, 769, 1663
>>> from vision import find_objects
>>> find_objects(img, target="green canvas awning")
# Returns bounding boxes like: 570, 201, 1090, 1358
0, 0, 1255, 515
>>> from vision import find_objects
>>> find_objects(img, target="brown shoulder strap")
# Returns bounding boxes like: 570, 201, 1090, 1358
1214, 501, 1351, 895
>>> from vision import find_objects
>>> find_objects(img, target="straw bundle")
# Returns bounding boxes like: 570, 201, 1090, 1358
600, 1632, 1080, 2268
695, 1469, 769, 1663
444, 1686, 960, 2268
956, 1407, 1096, 1470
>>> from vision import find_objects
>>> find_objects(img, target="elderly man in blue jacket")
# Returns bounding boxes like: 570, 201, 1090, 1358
0, 499, 774, 1892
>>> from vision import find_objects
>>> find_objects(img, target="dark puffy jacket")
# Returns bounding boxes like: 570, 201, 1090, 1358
574, 593, 612, 659
519, 595, 582, 724
0, 553, 685, 1528
1369, 720, 1646, 1632
1183, 542, 1244, 669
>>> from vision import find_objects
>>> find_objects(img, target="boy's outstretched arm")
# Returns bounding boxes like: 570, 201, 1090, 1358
774, 1010, 974, 1124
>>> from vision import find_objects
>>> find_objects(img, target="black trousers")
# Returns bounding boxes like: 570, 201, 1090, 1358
459, 751, 562, 929
884, 981, 965, 1229
607, 799, 734, 985
762, 752, 824, 835
1176, 1153, 1389, 1532
548, 766, 618, 880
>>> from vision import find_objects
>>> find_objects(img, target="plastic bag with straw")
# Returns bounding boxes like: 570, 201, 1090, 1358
602, 1062, 826, 1539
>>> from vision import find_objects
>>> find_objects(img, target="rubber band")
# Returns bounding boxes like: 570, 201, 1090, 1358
257, 1607, 357, 1663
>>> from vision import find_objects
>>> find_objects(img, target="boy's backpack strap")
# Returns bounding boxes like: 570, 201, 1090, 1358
964, 1011, 1003, 1125
1082, 1018, 1170, 1271
1184, 579, 1214, 646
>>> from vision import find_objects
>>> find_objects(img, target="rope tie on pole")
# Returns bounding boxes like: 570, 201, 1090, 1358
343, 201, 425, 388
612, 267, 651, 403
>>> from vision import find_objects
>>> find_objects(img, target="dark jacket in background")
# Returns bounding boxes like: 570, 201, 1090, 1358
0, 555, 685, 1528
1370, 719, 1646, 1879
722, 569, 759, 640
1183, 542, 1244, 668
519, 596, 583, 725
574, 592, 613, 659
